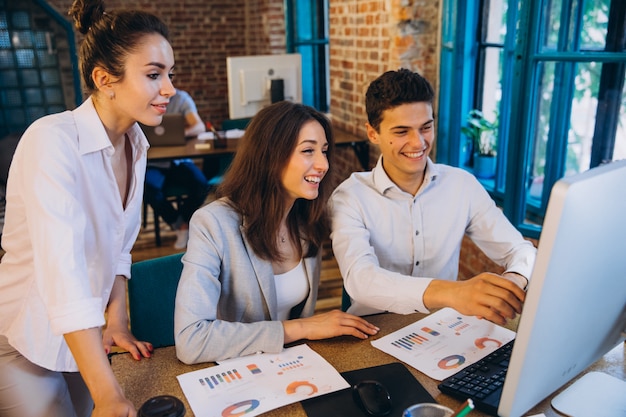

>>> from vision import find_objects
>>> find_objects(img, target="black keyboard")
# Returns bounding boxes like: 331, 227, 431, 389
438, 339, 515, 416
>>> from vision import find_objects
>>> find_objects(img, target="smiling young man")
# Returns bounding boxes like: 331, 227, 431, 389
329, 69, 537, 325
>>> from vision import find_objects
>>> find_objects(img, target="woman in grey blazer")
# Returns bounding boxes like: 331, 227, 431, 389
174, 102, 379, 364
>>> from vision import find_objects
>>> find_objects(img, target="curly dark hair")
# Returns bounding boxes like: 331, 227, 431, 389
365, 68, 435, 131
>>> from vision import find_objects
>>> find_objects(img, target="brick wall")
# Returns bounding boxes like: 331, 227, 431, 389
459, 236, 538, 280
45, 0, 285, 126
327, 0, 441, 178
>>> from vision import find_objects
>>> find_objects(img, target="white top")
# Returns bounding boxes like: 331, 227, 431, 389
0, 97, 149, 372
329, 156, 537, 316
274, 260, 309, 321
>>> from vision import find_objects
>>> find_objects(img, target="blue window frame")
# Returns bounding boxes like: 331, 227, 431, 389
284, 0, 329, 112
439, 0, 626, 239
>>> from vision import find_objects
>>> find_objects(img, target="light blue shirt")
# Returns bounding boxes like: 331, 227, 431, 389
167, 89, 197, 116
329, 156, 536, 316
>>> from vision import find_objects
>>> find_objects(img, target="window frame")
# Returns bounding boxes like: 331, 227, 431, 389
284, 0, 329, 112
438, 0, 626, 239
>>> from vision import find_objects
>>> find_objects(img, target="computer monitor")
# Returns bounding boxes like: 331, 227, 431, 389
226, 53, 302, 119
498, 159, 626, 416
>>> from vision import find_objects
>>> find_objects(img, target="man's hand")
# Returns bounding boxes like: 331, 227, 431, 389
424, 273, 526, 325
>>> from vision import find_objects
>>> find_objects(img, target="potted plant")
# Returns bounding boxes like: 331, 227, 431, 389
461, 109, 498, 179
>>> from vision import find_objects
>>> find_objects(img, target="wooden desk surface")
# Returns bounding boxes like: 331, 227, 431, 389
110, 313, 624, 416
333, 128, 367, 145
147, 138, 239, 162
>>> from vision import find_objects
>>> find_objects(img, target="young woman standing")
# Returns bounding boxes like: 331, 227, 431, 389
0, 1, 175, 416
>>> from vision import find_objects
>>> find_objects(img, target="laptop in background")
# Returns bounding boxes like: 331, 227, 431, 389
140, 114, 186, 146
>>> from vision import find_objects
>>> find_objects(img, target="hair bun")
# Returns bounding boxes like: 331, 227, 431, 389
68, 0, 106, 35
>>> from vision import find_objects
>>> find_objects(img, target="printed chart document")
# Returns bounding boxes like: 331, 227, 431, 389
177, 344, 349, 417
372, 307, 516, 380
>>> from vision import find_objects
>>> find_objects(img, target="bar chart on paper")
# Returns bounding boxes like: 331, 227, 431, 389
371, 308, 515, 380
177, 344, 349, 417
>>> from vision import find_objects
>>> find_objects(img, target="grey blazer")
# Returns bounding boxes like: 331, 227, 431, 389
174, 198, 320, 364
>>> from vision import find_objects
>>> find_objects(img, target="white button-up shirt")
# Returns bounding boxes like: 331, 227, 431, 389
330, 156, 536, 316
0, 97, 149, 372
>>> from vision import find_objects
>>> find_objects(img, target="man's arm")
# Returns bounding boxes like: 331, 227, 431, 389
183, 111, 205, 137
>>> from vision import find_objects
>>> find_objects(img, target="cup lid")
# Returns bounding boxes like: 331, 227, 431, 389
138, 395, 186, 417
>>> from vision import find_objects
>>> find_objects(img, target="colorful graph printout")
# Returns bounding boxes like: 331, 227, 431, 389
177, 344, 349, 417
371, 307, 515, 380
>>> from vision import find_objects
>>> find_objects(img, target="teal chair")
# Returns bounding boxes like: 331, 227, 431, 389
221, 117, 251, 130
341, 286, 352, 312
128, 252, 184, 348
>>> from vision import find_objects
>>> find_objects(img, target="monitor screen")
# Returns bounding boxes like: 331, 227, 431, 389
498, 159, 626, 416
226, 53, 302, 119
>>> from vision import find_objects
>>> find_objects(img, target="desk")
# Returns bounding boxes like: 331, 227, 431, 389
147, 130, 368, 169
110, 313, 624, 416
334, 128, 370, 171
147, 138, 239, 162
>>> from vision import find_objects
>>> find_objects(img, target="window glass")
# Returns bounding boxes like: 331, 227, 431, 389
581, 0, 610, 50
529, 62, 555, 201
11, 11, 29, 29
544, 0, 563, 51
0, 29, 9, 48
480, 47, 503, 123
13, 30, 32, 48
15, 49, 34, 67
616, 81, 626, 161
485, 0, 507, 44
0, 49, 14, 67
567, 61, 601, 174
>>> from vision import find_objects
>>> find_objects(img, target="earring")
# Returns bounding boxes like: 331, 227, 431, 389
109, 92, 115, 100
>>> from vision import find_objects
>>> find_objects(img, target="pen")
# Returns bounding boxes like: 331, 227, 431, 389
206, 121, 227, 148
450, 399, 474, 417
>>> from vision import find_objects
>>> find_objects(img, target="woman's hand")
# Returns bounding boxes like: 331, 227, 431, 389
91, 395, 136, 417
103, 275, 152, 360
283, 310, 379, 343
102, 323, 153, 360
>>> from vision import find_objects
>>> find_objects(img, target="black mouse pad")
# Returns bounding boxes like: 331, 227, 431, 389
301, 362, 435, 417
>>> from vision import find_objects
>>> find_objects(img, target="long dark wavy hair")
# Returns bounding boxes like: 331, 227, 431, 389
68, 0, 170, 95
217, 101, 335, 262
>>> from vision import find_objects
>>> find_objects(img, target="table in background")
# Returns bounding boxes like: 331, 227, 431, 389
147, 138, 239, 162
147, 129, 368, 168
110, 312, 625, 416
334, 128, 370, 171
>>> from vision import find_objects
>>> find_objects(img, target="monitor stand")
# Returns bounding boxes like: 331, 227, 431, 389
551, 371, 626, 417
